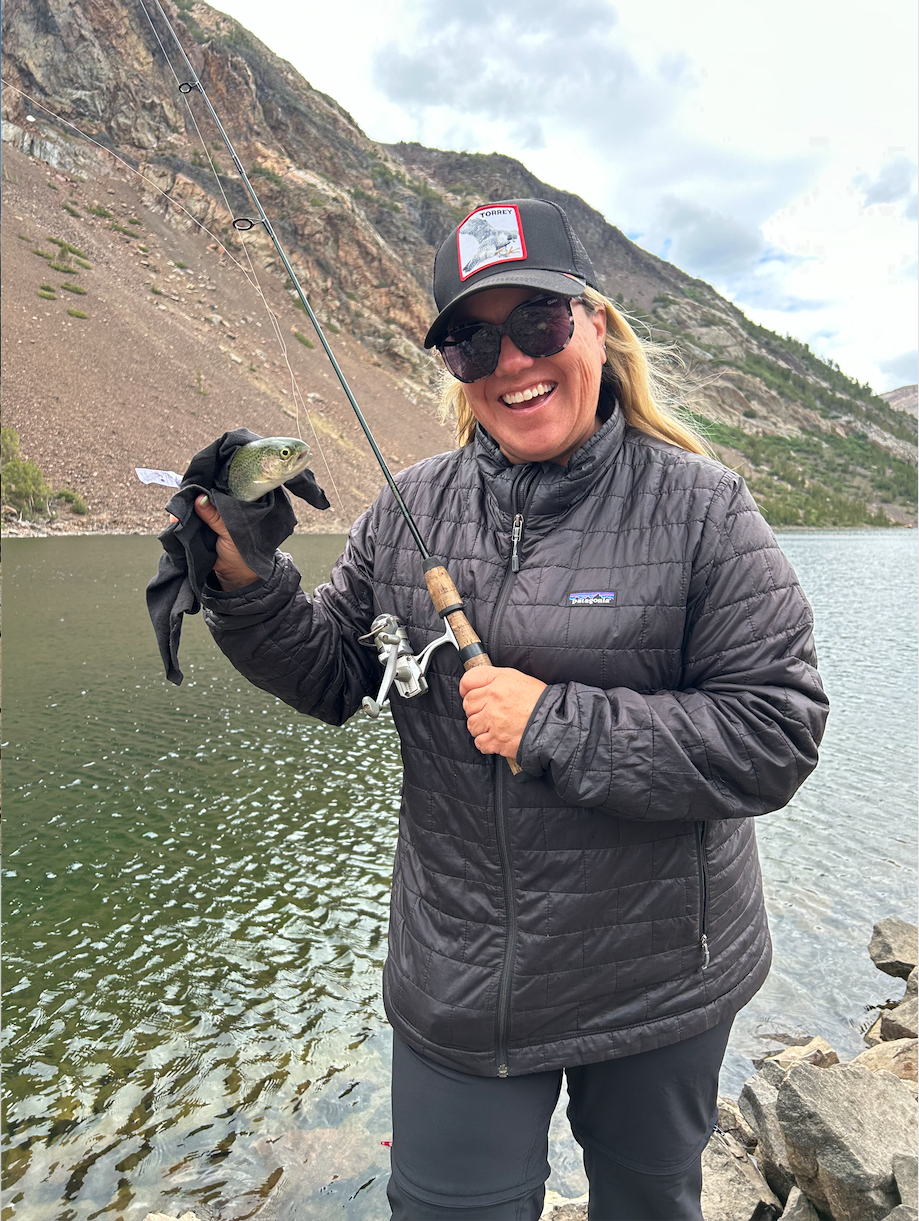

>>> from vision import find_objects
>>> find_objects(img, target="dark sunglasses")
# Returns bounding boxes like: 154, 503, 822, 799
437, 295, 576, 383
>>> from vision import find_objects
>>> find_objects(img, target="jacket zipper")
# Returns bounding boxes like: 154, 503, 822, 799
696, 822, 710, 970
492, 466, 541, 1076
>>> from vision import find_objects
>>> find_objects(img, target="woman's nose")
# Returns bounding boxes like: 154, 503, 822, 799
494, 333, 535, 376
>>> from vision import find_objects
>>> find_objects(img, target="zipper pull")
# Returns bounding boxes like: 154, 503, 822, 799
511, 513, 523, 573
701, 933, 710, 970
498, 1063, 509, 1078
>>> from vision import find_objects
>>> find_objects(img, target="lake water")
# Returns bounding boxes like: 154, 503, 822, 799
3, 530, 917, 1220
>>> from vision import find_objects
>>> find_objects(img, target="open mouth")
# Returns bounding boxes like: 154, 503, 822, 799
500, 381, 557, 407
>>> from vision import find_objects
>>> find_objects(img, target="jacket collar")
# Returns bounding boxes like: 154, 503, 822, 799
472, 387, 627, 520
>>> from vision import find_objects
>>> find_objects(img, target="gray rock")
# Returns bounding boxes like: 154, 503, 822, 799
907, 968, 918, 999
852, 1038, 919, 1082
761, 1037, 839, 1074
776, 1062, 918, 1221
870, 919, 919, 980
894, 1151, 919, 1209
718, 1095, 757, 1148
881, 1208, 919, 1221
883, 996, 919, 1041
699, 1129, 782, 1221
781, 1185, 821, 1220
541, 1194, 588, 1221
738, 1073, 796, 1202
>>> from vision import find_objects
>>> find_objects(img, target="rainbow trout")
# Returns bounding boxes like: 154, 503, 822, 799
226, 437, 312, 501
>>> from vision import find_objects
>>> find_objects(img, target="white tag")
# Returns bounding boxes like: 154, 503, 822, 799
457, 205, 526, 281
136, 467, 183, 488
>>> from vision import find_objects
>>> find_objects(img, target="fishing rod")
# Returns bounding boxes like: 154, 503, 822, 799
143, 0, 520, 770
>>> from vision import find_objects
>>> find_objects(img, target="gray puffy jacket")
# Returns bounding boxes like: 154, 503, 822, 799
202, 405, 828, 1077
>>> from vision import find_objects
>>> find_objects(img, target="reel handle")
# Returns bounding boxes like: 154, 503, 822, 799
423, 558, 522, 776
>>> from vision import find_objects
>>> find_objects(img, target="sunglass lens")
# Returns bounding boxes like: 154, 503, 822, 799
441, 323, 500, 382
510, 297, 574, 358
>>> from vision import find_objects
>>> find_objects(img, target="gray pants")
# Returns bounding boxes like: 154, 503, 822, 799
387, 1019, 733, 1220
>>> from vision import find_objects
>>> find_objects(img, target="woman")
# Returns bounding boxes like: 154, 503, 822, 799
195, 198, 829, 1220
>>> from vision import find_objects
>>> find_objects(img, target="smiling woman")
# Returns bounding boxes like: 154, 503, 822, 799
193, 196, 829, 1219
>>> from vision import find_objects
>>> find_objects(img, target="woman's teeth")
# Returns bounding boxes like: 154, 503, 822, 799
501, 382, 556, 405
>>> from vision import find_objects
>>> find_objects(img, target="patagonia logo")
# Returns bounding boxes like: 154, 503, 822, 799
456, 204, 526, 280
569, 591, 616, 606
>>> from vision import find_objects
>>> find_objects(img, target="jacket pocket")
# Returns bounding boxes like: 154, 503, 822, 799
696, 822, 710, 970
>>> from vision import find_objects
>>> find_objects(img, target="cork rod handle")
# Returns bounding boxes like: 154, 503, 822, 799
423, 559, 522, 775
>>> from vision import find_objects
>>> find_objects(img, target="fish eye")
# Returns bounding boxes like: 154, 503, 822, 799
280, 447, 291, 458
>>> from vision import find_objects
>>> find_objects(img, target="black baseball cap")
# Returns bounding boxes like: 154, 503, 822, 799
423, 198, 599, 348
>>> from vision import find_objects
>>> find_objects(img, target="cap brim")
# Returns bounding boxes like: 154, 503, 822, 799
423, 270, 587, 348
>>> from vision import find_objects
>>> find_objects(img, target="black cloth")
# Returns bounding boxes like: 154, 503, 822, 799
387, 1020, 733, 1219
145, 428, 329, 684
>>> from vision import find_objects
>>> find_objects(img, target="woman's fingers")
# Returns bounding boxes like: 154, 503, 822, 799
192, 495, 259, 590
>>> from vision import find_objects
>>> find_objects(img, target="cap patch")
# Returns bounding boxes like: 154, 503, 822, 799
457, 205, 527, 281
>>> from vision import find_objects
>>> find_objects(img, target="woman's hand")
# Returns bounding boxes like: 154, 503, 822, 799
193, 495, 259, 590
459, 666, 547, 760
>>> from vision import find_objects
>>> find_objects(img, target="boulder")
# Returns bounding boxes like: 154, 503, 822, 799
852, 1039, 919, 1082
541, 1191, 588, 1220
894, 1151, 918, 1209
870, 919, 919, 980
781, 1185, 821, 1220
880, 1208, 919, 1221
738, 1072, 796, 1201
882, 996, 919, 1041
865, 1014, 886, 1046
699, 1129, 781, 1221
718, 1095, 757, 1148
761, 1036, 839, 1074
776, 1062, 918, 1221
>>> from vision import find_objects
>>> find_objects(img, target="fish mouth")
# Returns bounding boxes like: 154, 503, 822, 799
500, 381, 557, 407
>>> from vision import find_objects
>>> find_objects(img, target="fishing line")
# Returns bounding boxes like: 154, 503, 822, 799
136, 0, 321, 465
141, 0, 431, 557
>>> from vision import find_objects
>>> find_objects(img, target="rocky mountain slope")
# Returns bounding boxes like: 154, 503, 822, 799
2, 0, 916, 531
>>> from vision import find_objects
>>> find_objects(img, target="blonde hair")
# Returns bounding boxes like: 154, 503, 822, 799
440, 285, 710, 456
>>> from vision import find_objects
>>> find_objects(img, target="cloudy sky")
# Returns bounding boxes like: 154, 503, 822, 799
214, 0, 917, 393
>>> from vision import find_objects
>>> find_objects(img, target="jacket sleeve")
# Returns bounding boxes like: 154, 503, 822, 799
200, 507, 381, 725
517, 473, 829, 820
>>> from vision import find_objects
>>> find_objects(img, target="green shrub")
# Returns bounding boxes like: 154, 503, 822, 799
62, 203, 80, 217
49, 261, 77, 274
1, 427, 21, 465
250, 165, 283, 187
128, 217, 141, 225
48, 237, 88, 258
89, 205, 113, 218
33, 248, 53, 260
175, 261, 188, 269
1, 454, 52, 517
18, 233, 33, 241
138, 245, 149, 253
151, 284, 163, 295
61, 282, 87, 295
37, 290, 56, 300
67, 308, 88, 319
293, 329, 314, 348
55, 487, 88, 514
74, 258, 91, 269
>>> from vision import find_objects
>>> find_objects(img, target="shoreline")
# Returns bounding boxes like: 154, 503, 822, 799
3, 522, 915, 541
